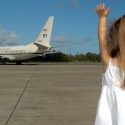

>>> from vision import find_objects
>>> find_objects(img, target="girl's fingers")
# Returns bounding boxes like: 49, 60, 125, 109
100, 3, 103, 8
102, 3, 105, 10
98, 4, 104, 11
99, 4, 102, 10
105, 8, 110, 14
107, 8, 110, 13
96, 3, 108, 12
96, 4, 110, 17
96, 5, 98, 10
96, 5, 99, 12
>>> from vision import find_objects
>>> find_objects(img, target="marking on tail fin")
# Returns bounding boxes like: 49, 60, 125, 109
35, 16, 54, 47
43, 34, 47, 38
44, 28, 47, 32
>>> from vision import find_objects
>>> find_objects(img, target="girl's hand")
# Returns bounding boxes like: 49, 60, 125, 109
96, 3, 110, 17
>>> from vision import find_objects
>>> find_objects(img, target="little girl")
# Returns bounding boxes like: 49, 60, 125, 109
95, 3, 125, 125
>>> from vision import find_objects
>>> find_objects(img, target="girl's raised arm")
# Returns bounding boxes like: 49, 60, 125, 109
96, 4, 110, 69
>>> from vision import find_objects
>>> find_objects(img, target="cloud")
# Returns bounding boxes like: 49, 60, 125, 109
52, 35, 96, 54
52, 36, 69, 49
0, 26, 19, 46
53, 36, 68, 43
81, 36, 94, 43
52, 35, 94, 48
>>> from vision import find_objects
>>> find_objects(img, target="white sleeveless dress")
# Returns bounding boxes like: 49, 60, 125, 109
95, 59, 125, 125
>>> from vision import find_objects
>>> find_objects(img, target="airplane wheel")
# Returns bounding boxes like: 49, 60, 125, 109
0, 61, 6, 65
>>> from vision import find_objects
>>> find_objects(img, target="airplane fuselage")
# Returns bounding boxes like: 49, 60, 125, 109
0, 16, 54, 64
0, 43, 50, 61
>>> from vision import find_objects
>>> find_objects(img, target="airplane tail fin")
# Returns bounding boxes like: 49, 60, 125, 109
35, 16, 54, 47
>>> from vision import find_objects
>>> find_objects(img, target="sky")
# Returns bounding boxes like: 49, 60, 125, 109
0, 0, 125, 55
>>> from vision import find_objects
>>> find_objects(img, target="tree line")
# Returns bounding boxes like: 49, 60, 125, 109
28, 52, 101, 62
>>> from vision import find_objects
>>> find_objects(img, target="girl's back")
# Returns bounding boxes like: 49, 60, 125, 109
95, 3, 125, 125
95, 58, 125, 125
103, 58, 123, 86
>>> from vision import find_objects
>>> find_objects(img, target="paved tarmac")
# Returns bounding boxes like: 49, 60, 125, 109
0, 63, 103, 125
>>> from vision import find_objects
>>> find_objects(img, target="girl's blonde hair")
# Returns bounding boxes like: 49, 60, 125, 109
108, 15, 125, 88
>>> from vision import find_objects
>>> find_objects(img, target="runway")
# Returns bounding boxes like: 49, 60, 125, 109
0, 63, 102, 125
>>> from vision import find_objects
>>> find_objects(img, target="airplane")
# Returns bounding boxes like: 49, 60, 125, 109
0, 16, 54, 65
